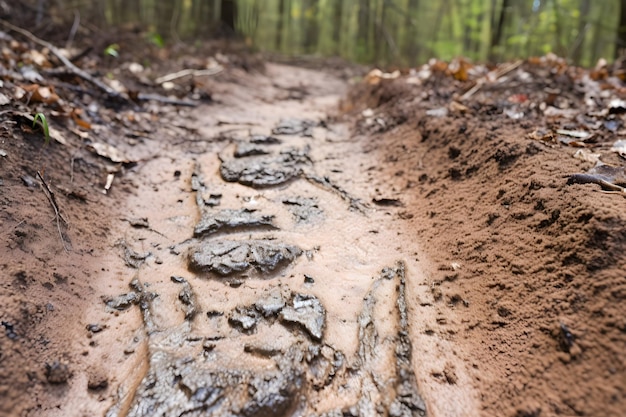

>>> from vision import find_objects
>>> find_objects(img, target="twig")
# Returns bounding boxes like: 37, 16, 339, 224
154, 67, 223, 84
0, 19, 126, 102
460, 60, 523, 101
65, 10, 80, 49
136, 93, 197, 107
36, 171, 70, 252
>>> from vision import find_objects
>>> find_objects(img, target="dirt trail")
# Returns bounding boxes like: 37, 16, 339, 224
92, 64, 478, 416
0, 64, 479, 416
7, 52, 623, 417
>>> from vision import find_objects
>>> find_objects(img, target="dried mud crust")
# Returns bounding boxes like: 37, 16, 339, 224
102, 110, 429, 416
346, 62, 626, 417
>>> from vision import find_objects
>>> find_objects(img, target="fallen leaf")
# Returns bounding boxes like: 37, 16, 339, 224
88, 142, 134, 163
365, 69, 400, 85
611, 139, 626, 157
71, 108, 92, 129
573, 149, 600, 164
449, 101, 469, 114
426, 107, 448, 117
21, 84, 60, 104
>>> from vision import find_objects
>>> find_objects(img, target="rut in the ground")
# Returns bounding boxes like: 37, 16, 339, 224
104, 118, 427, 417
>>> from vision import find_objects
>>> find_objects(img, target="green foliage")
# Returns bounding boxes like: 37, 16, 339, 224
104, 43, 120, 57
32, 113, 50, 145
147, 33, 165, 48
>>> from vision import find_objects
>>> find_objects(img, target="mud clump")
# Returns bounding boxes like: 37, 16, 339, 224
188, 239, 302, 276
103, 291, 139, 310
282, 196, 324, 223
254, 290, 287, 317
194, 208, 277, 237
234, 143, 273, 158
172, 276, 197, 320
45, 361, 71, 384
122, 349, 304, 417
280, 293, 326, 341
220, 148, 310, 187
229, 306, 262, 332
271, 118, 317, 136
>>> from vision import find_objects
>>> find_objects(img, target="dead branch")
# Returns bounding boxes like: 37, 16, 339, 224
36, 171, 70, 252
154, 67, 224, 84
460, 60, 524, 101
0, 19, 127, 102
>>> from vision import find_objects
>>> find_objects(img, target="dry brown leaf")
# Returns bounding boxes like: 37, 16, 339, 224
21, 84, 60, 104
21, 49, 50, 67
71, 108, 92, 130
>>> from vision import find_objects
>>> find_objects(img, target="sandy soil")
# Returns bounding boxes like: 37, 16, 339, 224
1, 32, 625, 417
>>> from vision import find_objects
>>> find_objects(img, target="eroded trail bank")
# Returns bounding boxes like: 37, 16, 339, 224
1, 63, 476, 417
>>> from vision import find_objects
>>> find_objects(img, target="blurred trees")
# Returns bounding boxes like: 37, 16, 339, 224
238, 0, 622, 66
12, 0, 626, 66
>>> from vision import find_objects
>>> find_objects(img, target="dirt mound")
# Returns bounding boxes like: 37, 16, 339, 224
344, 59, 626, 416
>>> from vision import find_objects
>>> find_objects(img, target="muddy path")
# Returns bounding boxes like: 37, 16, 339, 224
98, 63, 477, 417
91, 64, 476, 416
5, 49, 625, 417
0, 64, 475, 416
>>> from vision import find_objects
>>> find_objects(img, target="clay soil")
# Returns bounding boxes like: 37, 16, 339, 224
1, 27, 626, 417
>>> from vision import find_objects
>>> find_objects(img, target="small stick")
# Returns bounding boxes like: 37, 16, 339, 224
154, 67, 223, 84
36, 171, 70, 252
0, 19, 126, 101
460, 60, 524, 101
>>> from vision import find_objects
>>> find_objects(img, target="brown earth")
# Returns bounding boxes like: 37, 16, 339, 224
1, 27, 626, 417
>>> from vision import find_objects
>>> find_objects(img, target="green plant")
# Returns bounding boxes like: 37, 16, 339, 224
147, 33, 164, 48
104, 43, 120, 57
33, 112, 50, 145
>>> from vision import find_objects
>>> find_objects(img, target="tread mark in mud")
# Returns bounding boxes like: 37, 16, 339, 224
107, 264, 427, 417
108, 121, 425, 416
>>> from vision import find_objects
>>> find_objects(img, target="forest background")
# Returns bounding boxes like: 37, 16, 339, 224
12, 0, 626, 68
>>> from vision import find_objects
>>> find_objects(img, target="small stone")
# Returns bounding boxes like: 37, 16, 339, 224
229, 307, 260, 332
45, 361, 71, 384
87, 370, 108, 390
255, 291, 287, 317
86, 323, 103, 333
280, 293, 326, 341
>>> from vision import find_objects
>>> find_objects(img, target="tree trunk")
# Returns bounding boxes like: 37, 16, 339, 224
403, 0, 420, 65
355, 0, 371, 61
303, 0, 319, 53
220, 0, 237, 36
331, 0, 343, 53
571, 0, 590, 64
357, 0, 370, 42
489, 0, 511, 62
275, 0, 285, 51
617, 0, 626, 58
374, 0, 386, 63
